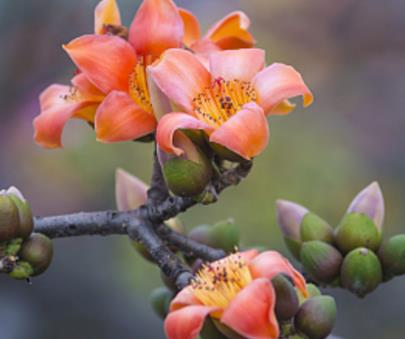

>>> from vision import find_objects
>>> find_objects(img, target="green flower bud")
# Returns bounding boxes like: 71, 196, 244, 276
341, 247, 383, 297
378, 234, 405, 279
294, 296, 337, 339
159, 133, 213, 197
300, 213, 334, 244
284, 237, 302, 260
296, 283, 322, 305
200, 318, 229, 339
272, 274, 300, 321
212, 320, 246, 339
0, 194, 19, 242
9, 261, 34, 280
335, 212, 381, 254
188, 220, 239, 253
300, 241, 343, 283
19, 233, 53, 275
7, 190, 33, 239
149, 287, 173, 320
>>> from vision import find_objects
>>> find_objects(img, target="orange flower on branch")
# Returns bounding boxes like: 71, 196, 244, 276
150, 48, 313, 160
165, 250, 308, 339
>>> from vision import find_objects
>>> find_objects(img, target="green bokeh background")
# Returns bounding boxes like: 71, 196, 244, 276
0, 0, 404, 338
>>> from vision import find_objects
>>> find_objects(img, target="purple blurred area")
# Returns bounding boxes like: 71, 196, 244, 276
0, 0, 404, 338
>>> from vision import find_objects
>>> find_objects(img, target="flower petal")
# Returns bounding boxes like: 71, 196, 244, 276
129, 0, 183, 58
156, 112, 213, 156
148, 49, 211, 112
205, 11, 255, 49
95, 91, 156, 142
253, 63, 313, 115
94, 0, 121, 35
221, 278, 279, 339
33, 85, 97, 148
209, 102, 269, 160
115, 168, 148, 211
249, 251, 308, 296
179, 8, 201, 47
165, 305, 218, 339
63, 34, 136, 93
209, 48, 265, 82
71, 73, 105, 101
170, 286, 201, 311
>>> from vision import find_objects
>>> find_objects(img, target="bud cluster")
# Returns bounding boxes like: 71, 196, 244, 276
277, 182, 405, 297
0, 187, 53, 280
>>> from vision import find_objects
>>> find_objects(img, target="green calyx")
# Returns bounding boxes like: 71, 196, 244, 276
149, 287, 173, 320
294, 296, 337, 339
300, 213, 334, 244
300, 241, 343, 283
9, 261, 34, 280
272, 274, 300, 321
19, 233, 54, 275
341, 247, 383, 297
335, 212, 381, 254
378, 234, 405, 279
163, 154, 213, 197
8, 194, 34, 239
0, 195, 20, 242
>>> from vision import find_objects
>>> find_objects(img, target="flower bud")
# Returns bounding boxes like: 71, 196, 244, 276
272, 274, 300, 321
149, 287, 173, 320
300, 241, 343, 283
335, 212, 381, 254
294, 296, 337, 339
159, 132, 213, 197
296, 283, 322, 305
200, 318, 230, 339
0, 193, 19, 241
300, 213, 334, 244
188, 219, 239, 253
276, 200, 309, 259
341, 247, 382, 297
19, 233, 53, 275
6, 187, 34, 239
347, 181, 384, 231
9, 261, 34, 280
378, 234, 405, 279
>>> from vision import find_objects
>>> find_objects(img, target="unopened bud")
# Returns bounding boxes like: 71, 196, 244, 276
296, 283, 322, 305
0, 193, 19, 241
200, 318, 230, 339
159, 132, 213, 197
378, 234, 405, 279
335, 212, 381, 254
341, 247, 382, 297
7, 188, 33, 239
300, 213, 334, 244
347, 181, 384, 231
300, 241, 343, 283
272, 274, 300, 321
19, 233, 53, 275
9, 261, 34, 280
276, 200, 309, 259
294, 296, 337, 339
149, 287, 173, 320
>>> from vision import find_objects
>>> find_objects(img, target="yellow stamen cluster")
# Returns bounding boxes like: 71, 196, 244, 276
191, 253, 253, 314
192, 78, 257, 128
129, 55, 153, 113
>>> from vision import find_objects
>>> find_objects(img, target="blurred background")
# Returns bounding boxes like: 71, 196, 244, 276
0, 0, 404, 338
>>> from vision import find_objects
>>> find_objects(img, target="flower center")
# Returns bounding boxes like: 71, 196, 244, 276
129, 55, 153, 114
191, 253, 253, 316
192, 78, 257, 128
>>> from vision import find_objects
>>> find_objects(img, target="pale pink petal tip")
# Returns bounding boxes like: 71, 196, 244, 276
115, 168, 148, 211
276, 200, 309, 240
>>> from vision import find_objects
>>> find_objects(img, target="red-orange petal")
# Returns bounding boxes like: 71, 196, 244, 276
94, 0, 121, 34
170, 286, 201, 311
95, 91, 156, 142
205, 11, 255, 50
253, 63, 314, 115
33, 84, 97, 148
156, 112, 213, 156
129, 0, 183, 58
249, 251, 308, 297
221, 278, 279, 339
148, 49, 211, 112
179, 8, 201, 47
63, 34, 136, 93
209, 48, 265, 82
165, 305, 218, 339
71, 73, 105, 101
209, 103, 269, 160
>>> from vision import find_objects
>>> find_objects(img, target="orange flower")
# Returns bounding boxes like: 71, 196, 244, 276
179, 9, 255, 65
165, 250, 308, 339
150, 48, 313, 160
34, 0, 183, 148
